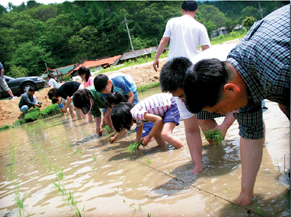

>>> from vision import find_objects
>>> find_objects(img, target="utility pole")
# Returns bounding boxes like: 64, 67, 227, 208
258, 1, 263, 19
124, 14, 134, 51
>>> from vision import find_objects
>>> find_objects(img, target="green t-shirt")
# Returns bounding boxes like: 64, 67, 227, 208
86, 86, 105, 118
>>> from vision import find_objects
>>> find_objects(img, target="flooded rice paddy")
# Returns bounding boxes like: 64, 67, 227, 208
0, 88, 289, 216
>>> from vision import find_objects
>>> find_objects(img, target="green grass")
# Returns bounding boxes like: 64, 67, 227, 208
210, 29, 247, 45
137, 82, 160, 93
39, 104, 61, 118
204, 128, 224, 146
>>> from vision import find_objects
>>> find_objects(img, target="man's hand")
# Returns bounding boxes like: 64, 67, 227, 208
34, 104, 41, 108
153, 59, 159, 72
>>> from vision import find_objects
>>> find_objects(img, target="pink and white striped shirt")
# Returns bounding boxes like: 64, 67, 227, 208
130, 93, 173, 127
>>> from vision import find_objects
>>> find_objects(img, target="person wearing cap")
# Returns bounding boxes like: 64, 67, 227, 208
73, 86, 108, 135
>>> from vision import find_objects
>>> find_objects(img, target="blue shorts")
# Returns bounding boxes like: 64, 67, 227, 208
163, 98, 180, 126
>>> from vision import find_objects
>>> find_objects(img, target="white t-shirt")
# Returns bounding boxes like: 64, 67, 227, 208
48, 78, 61, 88
163, 15, 211, 63
176, 43, 238, 119
131, 93, 173, 127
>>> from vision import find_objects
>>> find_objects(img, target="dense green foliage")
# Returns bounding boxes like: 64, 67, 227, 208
0, 1, 288, 77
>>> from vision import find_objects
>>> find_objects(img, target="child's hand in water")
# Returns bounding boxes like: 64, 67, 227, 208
141, 135, 151, 146
110, 136, 116, 143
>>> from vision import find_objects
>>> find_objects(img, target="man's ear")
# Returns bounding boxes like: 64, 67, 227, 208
224, 83, 240, 92
108, 80, 112, 85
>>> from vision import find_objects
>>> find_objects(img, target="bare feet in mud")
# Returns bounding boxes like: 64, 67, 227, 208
192, 164, 203, 174
235, 192, 254, 206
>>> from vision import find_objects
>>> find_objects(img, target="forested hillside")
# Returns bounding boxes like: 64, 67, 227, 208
0, 1, 288, 77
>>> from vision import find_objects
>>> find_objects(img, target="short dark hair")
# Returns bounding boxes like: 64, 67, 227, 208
72, 89, 92, 109
47, 88, 58, 100
160, 57, 192, 93
105, 92, 127, 108
78, 67, 91, 82
28, 86, 36, 92
182, 1, 198, 12
183, 58, 229, 113
94, 74, 109, 92
111, 102, 134, 132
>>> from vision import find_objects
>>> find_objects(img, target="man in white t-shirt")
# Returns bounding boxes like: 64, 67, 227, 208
153, 0, 210, 71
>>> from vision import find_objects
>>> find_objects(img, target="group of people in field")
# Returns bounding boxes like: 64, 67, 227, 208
45, 1, 290, 207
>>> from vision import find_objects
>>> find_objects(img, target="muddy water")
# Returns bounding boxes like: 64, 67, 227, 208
0, 88, 289, 217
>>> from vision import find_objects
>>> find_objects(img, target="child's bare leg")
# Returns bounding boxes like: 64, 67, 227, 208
152, 123, 167, 146
76, 108, 83, 120
69, 105, 76, 119
88, 114, 94, 123
161, 122, 185, 148
236, 137, 263, 205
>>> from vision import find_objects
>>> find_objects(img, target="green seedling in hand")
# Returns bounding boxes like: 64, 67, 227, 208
204, 128, 224, 146
126, 140, 142, 154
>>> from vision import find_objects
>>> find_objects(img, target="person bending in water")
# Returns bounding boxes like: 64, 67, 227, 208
183, 5, 289, 205
110, 93, 185, 149
73, 86, 109, 135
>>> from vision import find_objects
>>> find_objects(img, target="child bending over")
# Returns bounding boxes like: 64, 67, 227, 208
110, 93, 185, 149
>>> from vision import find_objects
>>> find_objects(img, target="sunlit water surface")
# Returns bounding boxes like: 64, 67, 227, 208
0, 88, 289, 217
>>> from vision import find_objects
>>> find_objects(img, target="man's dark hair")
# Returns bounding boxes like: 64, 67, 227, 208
111, 102, 135, 132
28, 86, 36, 92
78, 67, 91, 82
94, 74, 109, 92
183, 58, 229, 113
160, 57, 192, 93
72, 89, 92, 109
182, 1, 198, 12
105, 92, 127, 108
47, 88, 58, 100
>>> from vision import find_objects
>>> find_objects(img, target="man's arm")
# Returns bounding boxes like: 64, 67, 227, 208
201, 45, 210, 51
184, 115, 203, 174
153, 37, 170, 72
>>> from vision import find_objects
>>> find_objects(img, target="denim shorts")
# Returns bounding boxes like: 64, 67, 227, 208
163, 98, 180, 126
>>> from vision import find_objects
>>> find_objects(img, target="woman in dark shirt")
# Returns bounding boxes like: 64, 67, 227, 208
48, 81, 84, 119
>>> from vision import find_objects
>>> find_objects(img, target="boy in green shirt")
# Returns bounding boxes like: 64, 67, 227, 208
73, 86, 110, 135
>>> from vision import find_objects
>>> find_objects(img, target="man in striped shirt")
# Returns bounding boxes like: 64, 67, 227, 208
183, 5, 290, 205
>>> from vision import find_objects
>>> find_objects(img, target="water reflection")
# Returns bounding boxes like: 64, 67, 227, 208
0, 92, 289, 216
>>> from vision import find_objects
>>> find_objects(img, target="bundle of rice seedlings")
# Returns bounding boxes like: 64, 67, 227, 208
0, 125, 13, 131
40, 104, 61, 118
24, 108, 40, 122
204, 128, 224, 146
126, 140, 142, 154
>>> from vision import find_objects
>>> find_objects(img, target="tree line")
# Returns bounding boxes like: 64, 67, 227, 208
0, 1, 288, 77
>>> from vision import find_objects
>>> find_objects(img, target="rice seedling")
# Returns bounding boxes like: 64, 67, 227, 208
75, 149, 82, 156
148, 214, 151, 217
126, 140, 142, 154
166, 168, 171, 174
145, 157, 152, 165
253, 199, 262, 215
93, 156, 97, 161
103, 125, 111, 134
204, 128, 224, 146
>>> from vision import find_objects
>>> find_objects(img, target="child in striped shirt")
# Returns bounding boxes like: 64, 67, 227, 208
110, 93, 185, 149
